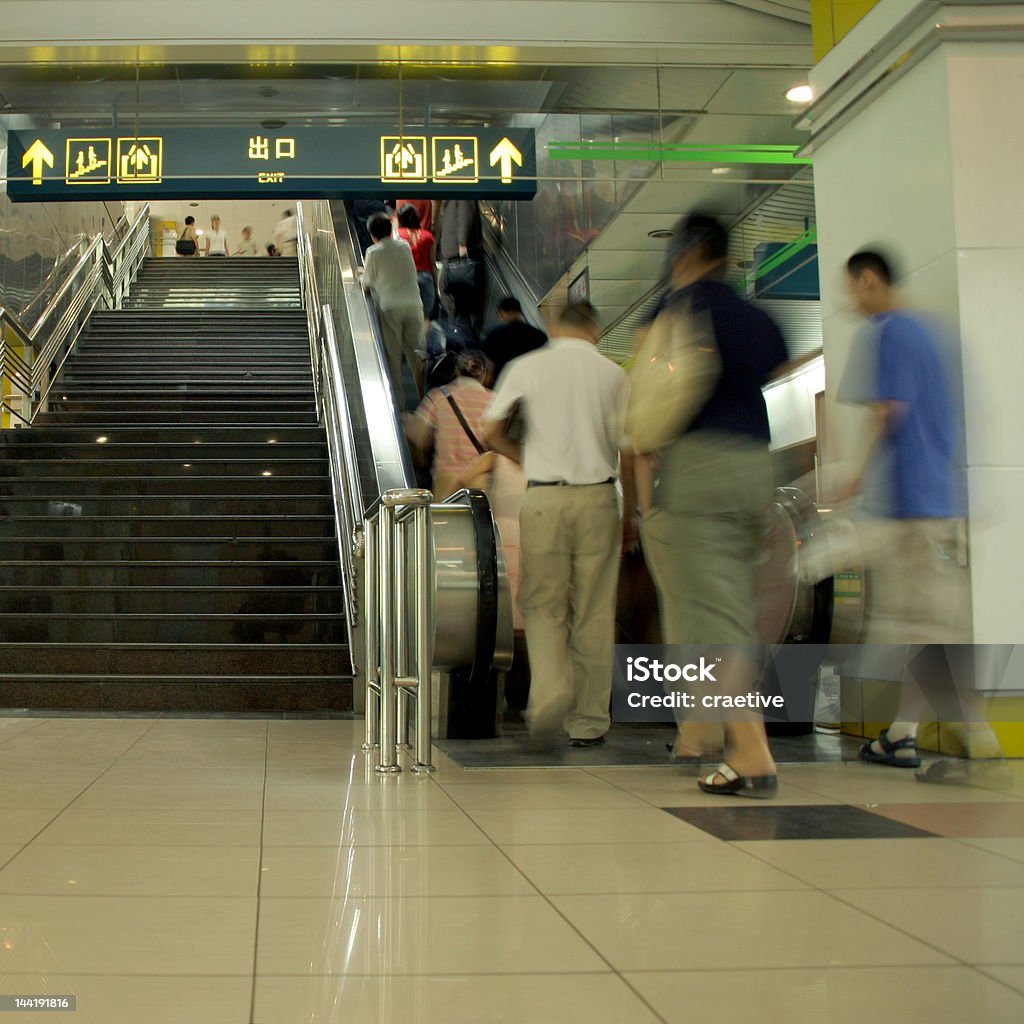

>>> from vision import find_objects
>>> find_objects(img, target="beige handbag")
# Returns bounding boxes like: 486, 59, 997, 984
625, 300, 720, 453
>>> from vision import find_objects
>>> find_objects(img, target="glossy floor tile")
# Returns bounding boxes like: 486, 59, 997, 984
259, 844, 536, 898
256, 896, 607, 975
466, 806, 716, 845
0, 713, 1020, 1024
626, 967, 1024, 1024
33, 808, 264, 847
835, 887, 1024, 964
865, 802, 1024, 837
663, 804, 938, 841
735, 837, 1024, 888
0, 844, 261, 896
503, 841, 808, 895
550, 890, 953, 971
0, 895, 257, 975
252, 974, 664, 1024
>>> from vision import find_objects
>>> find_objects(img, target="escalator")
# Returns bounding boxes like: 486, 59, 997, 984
295, 201, 513, 727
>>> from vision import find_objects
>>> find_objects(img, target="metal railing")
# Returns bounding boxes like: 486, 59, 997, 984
362, 490, 436, 774
1, 203, 152, 427
295, 200, 419, 718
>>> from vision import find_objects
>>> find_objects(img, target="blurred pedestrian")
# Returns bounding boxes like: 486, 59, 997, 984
233, 226, 258, 257
275, 209, 298, 257
637, 213, 788, 798
838, 249, 1002, 776
204, 215, 229, 257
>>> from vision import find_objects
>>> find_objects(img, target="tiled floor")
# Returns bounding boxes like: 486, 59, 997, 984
0, 716, 1023, 1023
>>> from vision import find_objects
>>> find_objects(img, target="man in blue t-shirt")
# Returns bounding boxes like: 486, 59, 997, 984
839, 250, 996, 775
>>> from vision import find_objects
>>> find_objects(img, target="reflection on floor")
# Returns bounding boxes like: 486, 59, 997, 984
437, 721, 862, 769
0, 714, 1023, 1024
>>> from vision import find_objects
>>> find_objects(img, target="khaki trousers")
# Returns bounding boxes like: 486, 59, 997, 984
519, 483, 620, 739
378, 305, 423, 408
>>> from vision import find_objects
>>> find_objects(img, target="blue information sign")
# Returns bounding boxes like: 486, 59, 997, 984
5, 127, 537, 201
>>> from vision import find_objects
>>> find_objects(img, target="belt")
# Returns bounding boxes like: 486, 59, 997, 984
527, 478, 615, 488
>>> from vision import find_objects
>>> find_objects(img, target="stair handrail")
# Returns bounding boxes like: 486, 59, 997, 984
0, 203, 152, 427
296, 206, 366, 641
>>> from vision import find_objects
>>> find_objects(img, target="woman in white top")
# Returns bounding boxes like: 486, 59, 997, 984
204, 215, 229, 257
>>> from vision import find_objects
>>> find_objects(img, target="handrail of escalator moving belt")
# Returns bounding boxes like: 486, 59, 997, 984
294, 208, 362, 640
0, 203, 151, 427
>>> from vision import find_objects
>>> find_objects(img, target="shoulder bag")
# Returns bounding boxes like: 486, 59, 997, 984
624, 299, 720, 453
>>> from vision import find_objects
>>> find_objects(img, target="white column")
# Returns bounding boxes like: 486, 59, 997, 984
806, 0, 1024, 644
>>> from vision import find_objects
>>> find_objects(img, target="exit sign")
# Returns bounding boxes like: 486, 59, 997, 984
6, 127, 537, 201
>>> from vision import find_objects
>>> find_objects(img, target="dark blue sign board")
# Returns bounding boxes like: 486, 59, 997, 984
5, 127, 537, 201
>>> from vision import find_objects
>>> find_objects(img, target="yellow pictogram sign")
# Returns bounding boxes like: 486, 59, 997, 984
66, 139, 111, 184
117, 137, 163, 183
489, 137, 523, 184
432, 137, 479, 183
380, 136, 427, 183
22, 139, 54, 185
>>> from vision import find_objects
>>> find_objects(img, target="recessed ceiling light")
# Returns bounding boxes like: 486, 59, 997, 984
189, 202, 199, 208
785, 84, 814, 103
262, 470, 273, 477
647, 228, 673, 239
711, 167, 729, 175
95, 436, 108, 444
261, 119, 286, 130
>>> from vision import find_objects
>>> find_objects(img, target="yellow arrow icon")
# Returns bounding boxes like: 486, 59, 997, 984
489, 137, 522, 184
22, 139, 54, 185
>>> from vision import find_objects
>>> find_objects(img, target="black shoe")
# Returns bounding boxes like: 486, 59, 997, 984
568, 736, 606, 748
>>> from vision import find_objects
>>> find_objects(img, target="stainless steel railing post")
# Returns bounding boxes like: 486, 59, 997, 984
376, 503, 401, 774
394, 505, 412, 751
412, 501, 436, 774
361, 510, 379, 753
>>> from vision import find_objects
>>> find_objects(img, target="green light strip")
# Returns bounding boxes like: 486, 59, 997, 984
548, 142, 812, 165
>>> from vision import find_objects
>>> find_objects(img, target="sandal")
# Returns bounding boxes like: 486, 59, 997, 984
698, 762, 778, 799
858, 729, 920, 769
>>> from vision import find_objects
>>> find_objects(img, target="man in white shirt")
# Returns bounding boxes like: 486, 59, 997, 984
483, 303, 635, 746
362, 213, 424, 408
233, 226, 258, 257
274, 209, 298, 256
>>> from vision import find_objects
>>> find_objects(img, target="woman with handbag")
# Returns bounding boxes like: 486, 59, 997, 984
404, 349, 495, 500
175, 216, 199, 257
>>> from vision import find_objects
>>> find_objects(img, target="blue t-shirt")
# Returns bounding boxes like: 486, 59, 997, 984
867, 311, 957, 519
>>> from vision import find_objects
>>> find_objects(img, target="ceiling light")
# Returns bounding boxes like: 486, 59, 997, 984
711, 167, 729, 175
785, 84, 814, 104
189, 202, 199, 208
262, 470, 273, 477
261, 119, 286, 130
647, 228, 673, 240
95, 436, 108, 444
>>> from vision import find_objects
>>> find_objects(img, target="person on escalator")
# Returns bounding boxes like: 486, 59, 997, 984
437, 199, 484, 335
396, 202, 439, 322
479, 297, 548, 384
361, 212, 424, 410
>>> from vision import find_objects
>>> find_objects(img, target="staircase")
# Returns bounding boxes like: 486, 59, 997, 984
0, 257, 352, 711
